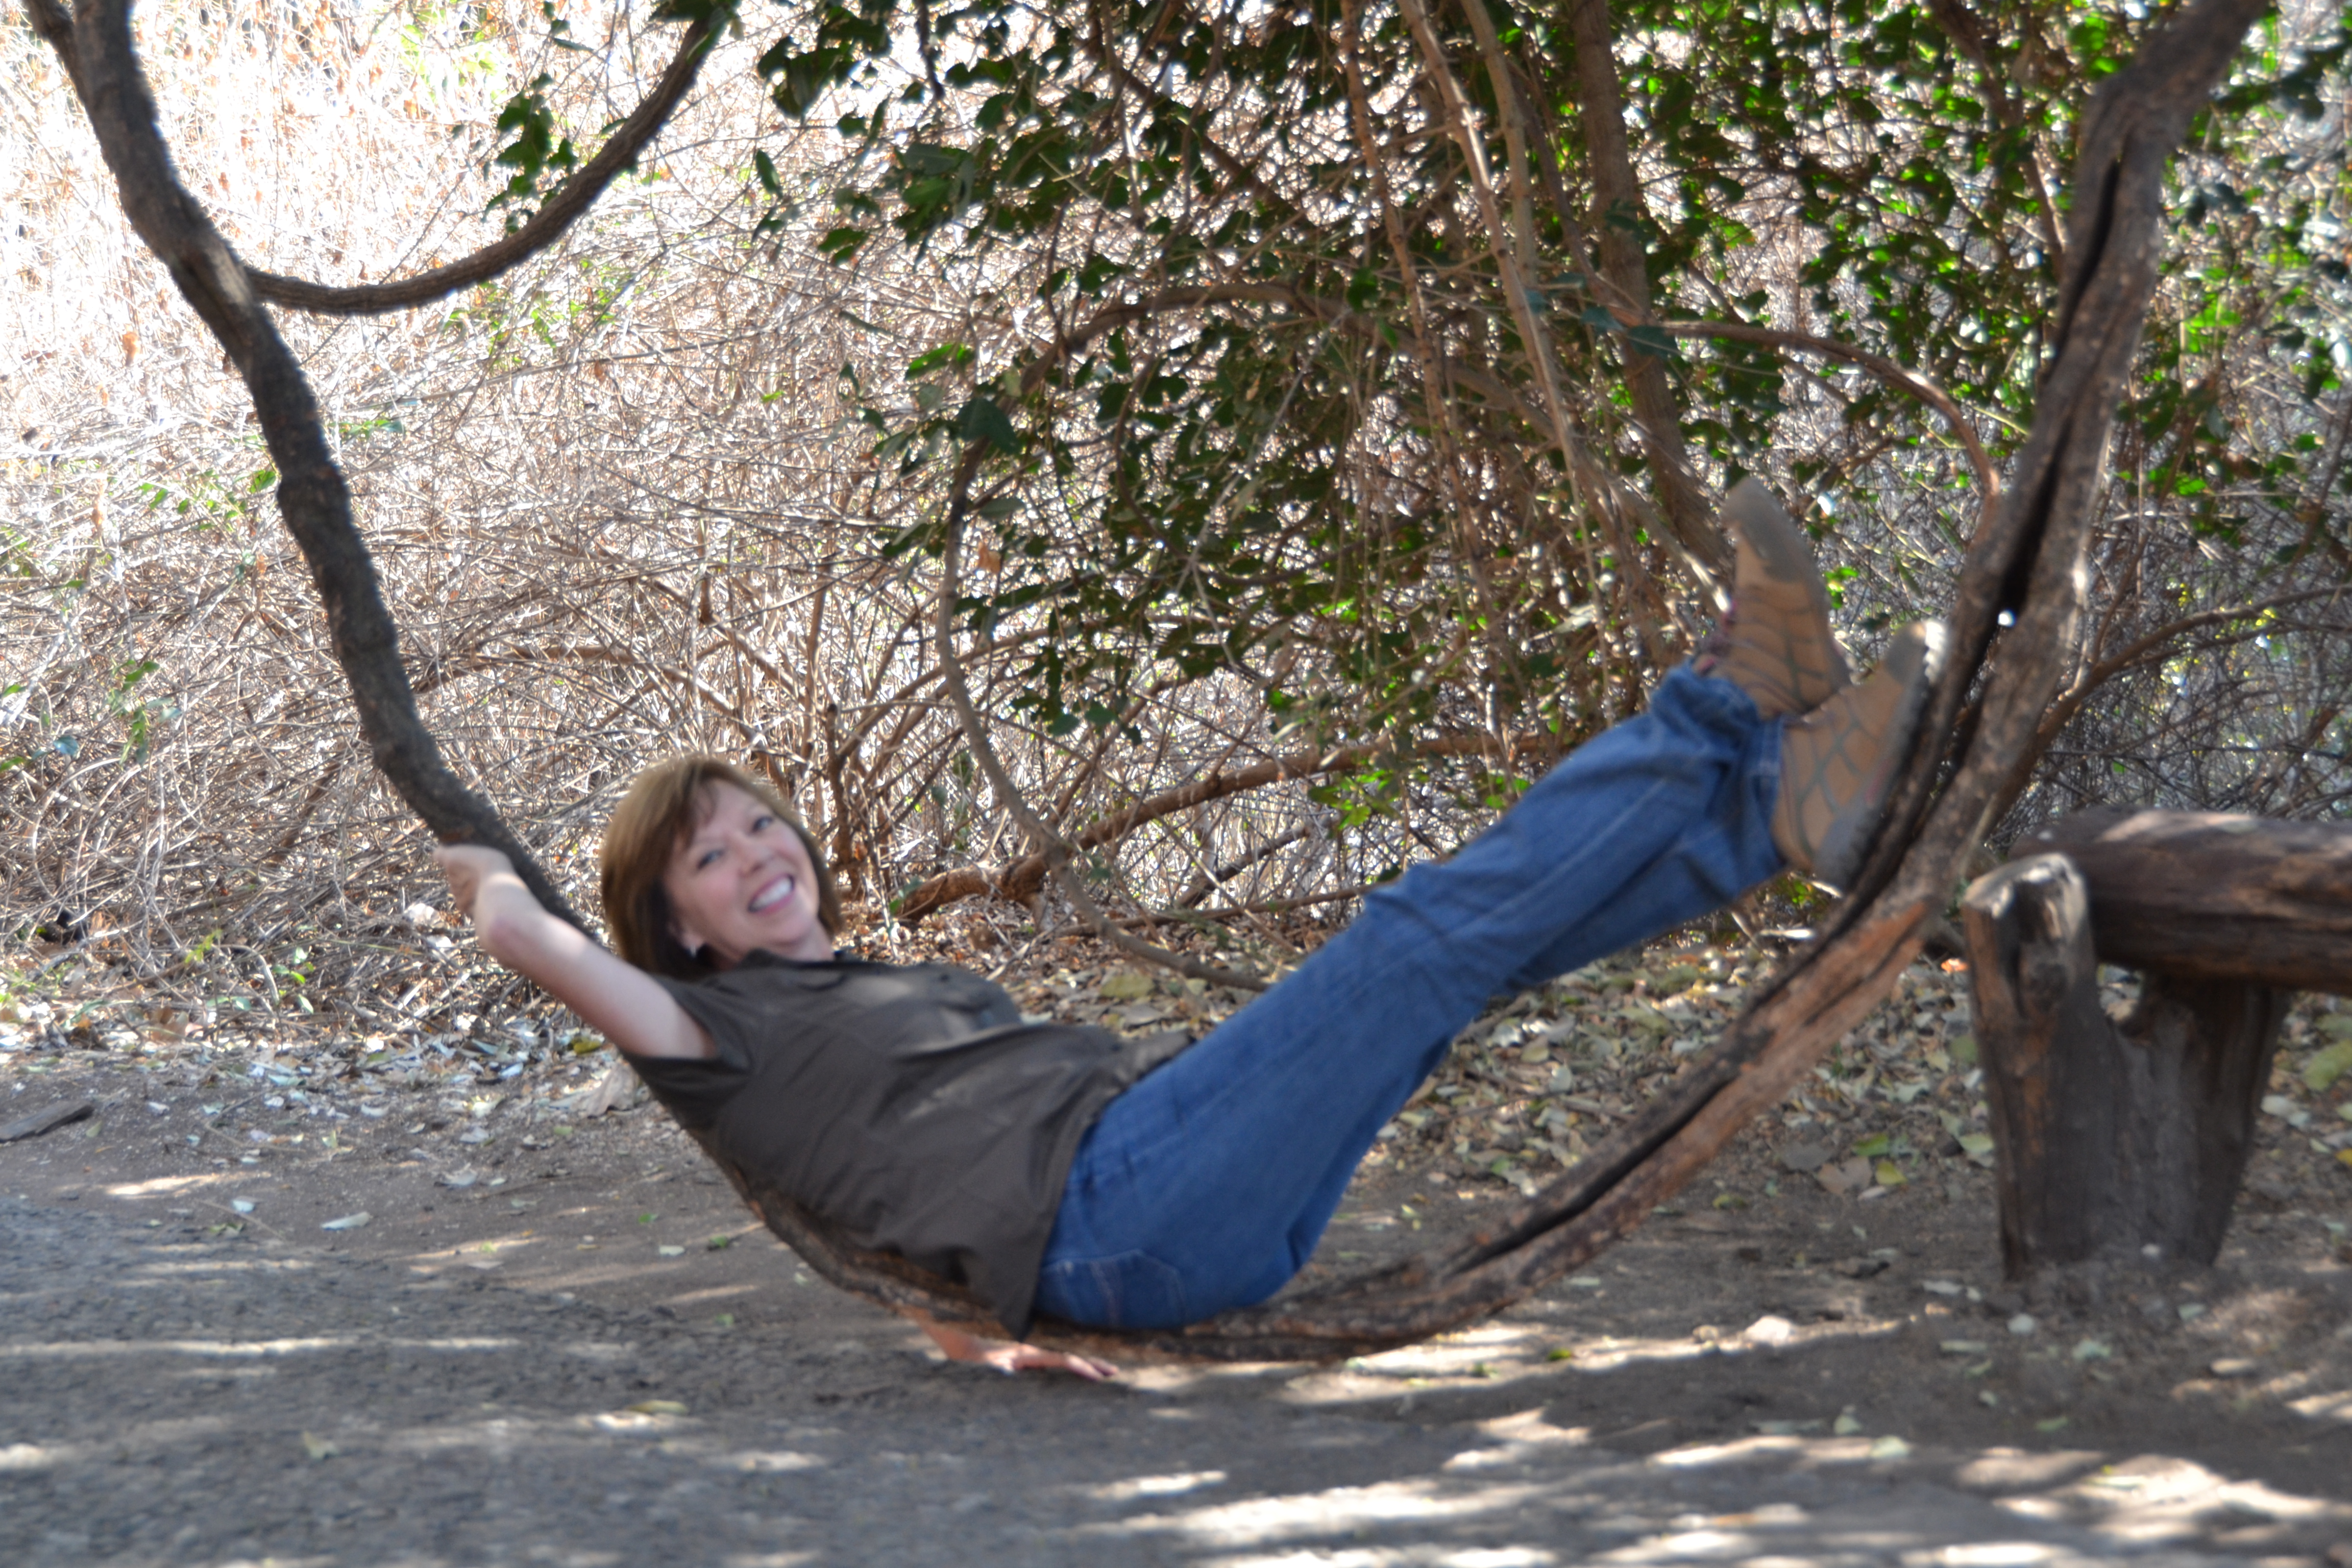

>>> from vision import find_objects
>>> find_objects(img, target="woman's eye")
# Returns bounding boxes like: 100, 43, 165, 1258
697, 849, 722, 870
752, 814, 774, 833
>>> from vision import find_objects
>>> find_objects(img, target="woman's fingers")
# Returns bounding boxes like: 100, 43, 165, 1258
995, 1345, 1118, 1381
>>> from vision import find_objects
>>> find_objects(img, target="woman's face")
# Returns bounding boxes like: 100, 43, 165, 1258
661, 782, 832, 968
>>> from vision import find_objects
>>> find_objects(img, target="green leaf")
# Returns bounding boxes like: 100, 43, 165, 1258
752, 150, 783, 200
1626, 325, 1680, 360
906, 342, 975, 378
956, 395, 1020, 454
816, 226, 869, 264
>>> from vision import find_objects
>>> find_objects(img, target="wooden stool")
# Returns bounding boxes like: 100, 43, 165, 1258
1961, 810, 2352, 1276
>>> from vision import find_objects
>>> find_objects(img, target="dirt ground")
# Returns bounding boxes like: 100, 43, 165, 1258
4, 934, 2350, 1565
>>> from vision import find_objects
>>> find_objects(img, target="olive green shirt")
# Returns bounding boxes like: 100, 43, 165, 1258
630, 950, 1189, 1335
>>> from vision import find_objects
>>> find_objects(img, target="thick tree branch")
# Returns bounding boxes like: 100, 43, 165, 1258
1555, 0, 1724, 574
248, 16, 718, 316
56, 0, 586, 926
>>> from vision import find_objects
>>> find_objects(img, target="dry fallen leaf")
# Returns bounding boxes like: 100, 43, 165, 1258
1097, 971, 1154, 1002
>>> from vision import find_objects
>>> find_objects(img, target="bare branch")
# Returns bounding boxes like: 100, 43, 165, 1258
1651, 319, 2001, 520
248, 16, 718, 316
929, 450, 1271, 992
57, 0, 587, 926
897, 726, 1554, 922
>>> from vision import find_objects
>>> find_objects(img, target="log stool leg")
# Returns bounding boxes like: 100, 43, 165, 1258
1961, 854, 2288, 1277
2109, 970, 2288, 1264
1962, 855, 2122, 1275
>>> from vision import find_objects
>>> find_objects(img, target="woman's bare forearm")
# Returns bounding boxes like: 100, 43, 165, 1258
437, 846, 714, 1061
907, 1311, 1119, 1380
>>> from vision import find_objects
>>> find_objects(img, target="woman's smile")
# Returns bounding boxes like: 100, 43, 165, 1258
661, 781, 832, 966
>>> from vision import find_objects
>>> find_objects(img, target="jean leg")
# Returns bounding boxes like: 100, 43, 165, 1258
1037, 1027, 1455, 1327
1036, 667, 1783, 1328
1500, 713, 1785, 990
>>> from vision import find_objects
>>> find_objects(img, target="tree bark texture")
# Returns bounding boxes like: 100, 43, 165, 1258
1962, 854, 2286, 1275
2018, 809, 2352, 993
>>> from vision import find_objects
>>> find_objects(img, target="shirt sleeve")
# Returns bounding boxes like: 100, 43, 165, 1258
623, 982, 756, 1131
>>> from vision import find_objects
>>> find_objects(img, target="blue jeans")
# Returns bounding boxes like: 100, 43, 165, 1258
1034, 666, 1787, 1329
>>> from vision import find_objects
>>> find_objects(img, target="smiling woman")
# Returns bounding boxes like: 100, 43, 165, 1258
600, 759, 845, 976
431, 492, 1943, 1377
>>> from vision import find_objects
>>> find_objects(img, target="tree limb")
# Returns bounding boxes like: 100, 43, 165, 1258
56, 0, 586, 926
1554, 0, 1725, 573
247, 16, 718, 316
1650, 319, 2001, 525
897, 726, 1555, 923
929, 449, 1270, 991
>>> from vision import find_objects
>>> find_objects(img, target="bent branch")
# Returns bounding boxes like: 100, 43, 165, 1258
55, 0, 585, 925
897, 727, 1554, 923
1652, 320, 2001, 518
926, 445, 1269, 991
247, 16, 718, 316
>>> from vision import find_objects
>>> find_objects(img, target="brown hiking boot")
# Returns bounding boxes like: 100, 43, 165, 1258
1773, 620, 1947, 889
1692, 477, 1852, 718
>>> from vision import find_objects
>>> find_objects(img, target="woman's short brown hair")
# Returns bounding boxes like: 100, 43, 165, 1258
600, 756, 843, 979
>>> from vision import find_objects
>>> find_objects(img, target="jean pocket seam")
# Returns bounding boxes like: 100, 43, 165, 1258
1041, 1247, 1189, 1330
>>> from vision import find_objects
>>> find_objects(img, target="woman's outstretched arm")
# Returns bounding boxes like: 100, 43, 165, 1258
434, 844, 715, 1061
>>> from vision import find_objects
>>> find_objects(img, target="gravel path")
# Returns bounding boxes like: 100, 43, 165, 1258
6, 1193, 2348, 1567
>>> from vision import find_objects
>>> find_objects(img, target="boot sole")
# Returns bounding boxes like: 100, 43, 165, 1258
1722, 478, 1853, 693
1812, 620, 1948, 888
1723, 477, 1831, 616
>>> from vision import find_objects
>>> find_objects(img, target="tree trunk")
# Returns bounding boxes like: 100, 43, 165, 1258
1962, 854, 2287, 1276
1560, 0, 1722, 573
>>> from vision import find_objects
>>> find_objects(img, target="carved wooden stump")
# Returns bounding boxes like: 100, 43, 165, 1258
1959, 810, 2352, 1277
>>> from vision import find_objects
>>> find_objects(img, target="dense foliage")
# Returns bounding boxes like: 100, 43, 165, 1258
588, 0, 2352, 827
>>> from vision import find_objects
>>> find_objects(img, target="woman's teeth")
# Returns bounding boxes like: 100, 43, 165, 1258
748, 876, 795, 913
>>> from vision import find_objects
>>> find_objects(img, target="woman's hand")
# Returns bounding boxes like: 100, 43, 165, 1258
913, 1314, 1119, 1381
434, 843, 518, 929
